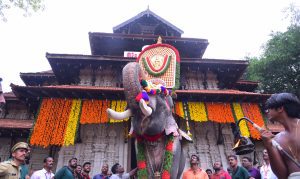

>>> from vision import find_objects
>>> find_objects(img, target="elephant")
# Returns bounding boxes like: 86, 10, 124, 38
107, 62, 188, 179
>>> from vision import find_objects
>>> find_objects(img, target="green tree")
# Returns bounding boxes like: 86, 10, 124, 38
245, 5, 300, 96
0, 0, 44, 22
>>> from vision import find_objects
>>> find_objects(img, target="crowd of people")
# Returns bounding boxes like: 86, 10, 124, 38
0, 140, 278, 179
0, 92, 299, 179
182, 149, 277, 179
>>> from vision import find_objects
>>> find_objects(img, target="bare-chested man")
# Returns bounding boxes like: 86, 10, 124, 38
261, 93, 300, 179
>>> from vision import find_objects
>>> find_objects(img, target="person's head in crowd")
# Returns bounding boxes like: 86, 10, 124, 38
213, 161, 223, 172
228, 155, 238, 168
75, 165, 82, 174
111, 163, 124, 174
68, 157, 78, 169
265, 93, 300, 121
11, 142, 29, 165
262, 149, 270, 161
43, 157, 54, 171
206, 169, 212, 178
190, 154, 200, 166
241, 156, 252, 169
82, 162, 91, 174
101, 163, 109, 175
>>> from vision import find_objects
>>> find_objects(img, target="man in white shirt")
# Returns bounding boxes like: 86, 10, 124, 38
31, 157, 54, 179
110, 163, 137, 179
260, 149, 277, 179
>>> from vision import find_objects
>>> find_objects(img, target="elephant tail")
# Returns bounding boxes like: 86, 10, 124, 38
122, 62, 146, 109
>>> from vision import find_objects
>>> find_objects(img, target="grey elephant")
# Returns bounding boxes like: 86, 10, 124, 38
107, 62, 189, 179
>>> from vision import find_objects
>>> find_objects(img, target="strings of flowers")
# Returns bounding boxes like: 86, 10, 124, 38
64, 99, 82, 146
232, 103, 250, 137
109, 100, 128, 123
30, 98, 75, 147
241, 103, 265, 139
206, 102, 234, 123
187, 102, 208, 122
80, 100, 103, 124
174, 101, 184, 118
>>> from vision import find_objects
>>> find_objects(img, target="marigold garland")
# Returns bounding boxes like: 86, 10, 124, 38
64, 99, 82, 146
30, 98, 74, 147
206, 102, 234, 123
174, 101, 184, 118
187, 102, 208, 122
232, 103, 250, 137
30, 98, 268, 147
50, 99, 72, 146
241, 103, 265, 140
80, 100, 102, 124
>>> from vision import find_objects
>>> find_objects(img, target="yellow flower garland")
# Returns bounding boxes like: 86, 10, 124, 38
187, 102, 208, 122
64, 99, 82, 146
232, 103, 250, 137
109, 100, 129, 123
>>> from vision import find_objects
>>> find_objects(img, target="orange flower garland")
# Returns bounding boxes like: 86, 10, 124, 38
206, 102, 234, 123
174, 101, 184, 118
30, 98, 73, 147
30, 98, 52, 147
80, 100, 103, 124
50, 99, 73, 146
241, 103, 265, 140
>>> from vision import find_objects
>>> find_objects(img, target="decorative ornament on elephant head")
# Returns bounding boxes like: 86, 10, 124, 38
107, 37, 191, 179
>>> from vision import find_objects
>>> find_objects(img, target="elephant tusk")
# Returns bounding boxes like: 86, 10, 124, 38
139, 99, 152, 117
107, 108, 132, 120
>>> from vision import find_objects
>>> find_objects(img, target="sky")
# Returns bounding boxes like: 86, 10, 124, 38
0, 0, 299, 92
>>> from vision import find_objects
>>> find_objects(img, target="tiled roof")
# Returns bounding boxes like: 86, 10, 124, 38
175, 89, 270, 96
0, 119, 33, 129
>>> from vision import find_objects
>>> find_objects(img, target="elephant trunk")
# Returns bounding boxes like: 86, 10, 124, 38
122, 62, 146, 109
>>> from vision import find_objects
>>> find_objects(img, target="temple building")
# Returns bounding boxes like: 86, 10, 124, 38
0, 9, 283, 175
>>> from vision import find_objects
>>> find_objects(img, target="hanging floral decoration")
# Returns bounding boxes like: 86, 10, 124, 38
109, 100, 129, 123
241, 103, 265, 139
80, 100, 103, 124
64, 99, 82, 146
174, 101, 266, 139
174, 101, 184, 118
31, 98, 267, 147
206, 102, 234, 123
30, 98, 78, 147
232, 103, 250, 137
187, 102, 208, 122
136, 135, 174, 179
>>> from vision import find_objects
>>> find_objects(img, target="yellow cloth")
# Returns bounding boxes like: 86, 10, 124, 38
288, 172, 300, 179
0, 161, 20, 179
182, 168, 209, 179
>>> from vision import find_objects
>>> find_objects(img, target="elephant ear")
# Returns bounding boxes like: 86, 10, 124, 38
122, 62, 146, 109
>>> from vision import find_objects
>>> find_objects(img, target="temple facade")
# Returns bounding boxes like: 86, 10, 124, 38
0, 9, 283, 176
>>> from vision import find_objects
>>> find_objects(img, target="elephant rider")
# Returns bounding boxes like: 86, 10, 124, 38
0, 142, 29, 179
